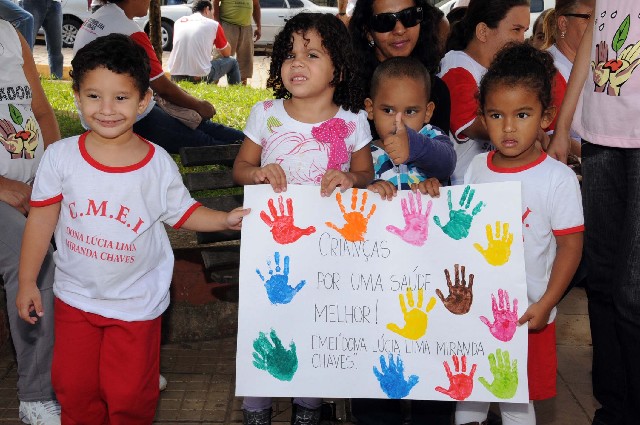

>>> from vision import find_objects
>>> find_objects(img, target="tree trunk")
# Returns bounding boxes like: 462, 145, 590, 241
149, 0, 163, 63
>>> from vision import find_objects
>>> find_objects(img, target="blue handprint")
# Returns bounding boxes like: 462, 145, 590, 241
373, 354, 419, 398
256, 252, 306, 305
434, 185, 485, 240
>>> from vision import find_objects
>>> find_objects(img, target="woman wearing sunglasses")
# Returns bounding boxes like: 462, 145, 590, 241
349, 0, 452, 137
438, 0, 530, 185
541, 0, 595, 156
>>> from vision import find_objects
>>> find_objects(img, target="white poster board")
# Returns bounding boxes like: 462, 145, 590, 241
236, 182, 528, 403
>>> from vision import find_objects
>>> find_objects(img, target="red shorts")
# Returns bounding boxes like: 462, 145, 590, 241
528, 322, 557, 400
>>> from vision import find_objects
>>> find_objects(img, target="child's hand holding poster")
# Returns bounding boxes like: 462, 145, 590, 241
236, 182, 528, 402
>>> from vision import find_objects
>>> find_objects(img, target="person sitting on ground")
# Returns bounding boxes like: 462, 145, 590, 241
168, 0, 241, 85
73, 0, 245, 155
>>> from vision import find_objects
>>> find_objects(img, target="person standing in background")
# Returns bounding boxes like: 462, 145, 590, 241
213, 0, 261, 85
0, 0, 34, 48
23, 0, 63, 79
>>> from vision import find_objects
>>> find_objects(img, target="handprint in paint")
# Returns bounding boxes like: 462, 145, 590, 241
474, 221, 514, 266
478, 349, 519, 399
433, 186, 485, 240
387, 288, 437, 340
252, 329, 298, 381
436, 264, 474, 315
480, 289, 518, 342
386, 191, 433, 246
326, 189, 376, 242
435, 355, 477, 400
260, 196, 316, 244
256, 252, 306, 305
373, 354, 419, 399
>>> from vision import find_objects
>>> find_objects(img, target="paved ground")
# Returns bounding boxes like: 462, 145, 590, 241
0, 288, 597, 424
22, 46, 600, 424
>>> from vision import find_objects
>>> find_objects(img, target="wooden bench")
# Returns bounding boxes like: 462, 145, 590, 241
179, 144, 243, 286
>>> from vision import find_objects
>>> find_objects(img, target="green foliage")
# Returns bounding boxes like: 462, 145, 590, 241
41, 78, 273, 139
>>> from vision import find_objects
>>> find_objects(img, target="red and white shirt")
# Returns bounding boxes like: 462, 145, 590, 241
30, 133, 200, 321
464, 151, 584, 322
168, 12, 229, 77
438, 50, 491, 185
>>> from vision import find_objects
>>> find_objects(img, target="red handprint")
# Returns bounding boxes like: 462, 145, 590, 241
435, 355, 477, 400
480, 289, 518, 342
260, 196, 316, 244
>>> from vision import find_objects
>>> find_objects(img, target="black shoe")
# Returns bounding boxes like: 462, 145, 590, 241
243, 408, 272, 425
291, 404, 321, 425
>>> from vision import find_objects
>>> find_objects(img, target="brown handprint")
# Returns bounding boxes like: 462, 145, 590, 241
591, 41, 610, 93
325, 189, 376, 242
260, 196, 316, 244
435, 355, 477, 400
605, 41, 640, 96
0, 119, 24, 159
436, 264, 474, 315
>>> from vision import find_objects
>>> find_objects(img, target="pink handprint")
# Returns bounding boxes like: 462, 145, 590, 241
260, 196, 316, 244
435, 355, 477, 400
386, 191, 432, 246
480, 289, 518, 342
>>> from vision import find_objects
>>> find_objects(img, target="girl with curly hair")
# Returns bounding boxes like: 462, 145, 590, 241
232, 13, 373, 423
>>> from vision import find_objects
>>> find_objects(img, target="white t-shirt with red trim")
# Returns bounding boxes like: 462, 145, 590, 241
464, 151, 584, 322
438, 50, 492, 185
244, 100, 372, 185
73, 3, 163, 119
30, 132, 200, 321
168, 12, 229, 77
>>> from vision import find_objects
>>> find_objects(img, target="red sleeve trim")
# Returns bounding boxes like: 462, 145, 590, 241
31, 194, 63, 207
214, 25, 228, 49
553, 225, 585, 236
441, 67, 480, 139
173, 202, 202, 229
129, 32, 165, 80
547, 72, 567, 132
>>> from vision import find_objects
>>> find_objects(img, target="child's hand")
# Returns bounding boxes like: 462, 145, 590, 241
16, 284, 43, 325
251, 164, 287, 193
383, 112, 410, 164
227, 207, 251, 230
411, 178, 441, 197
368, 180, 397, 201
518, 301, 552, 330
320, 170, 355, 197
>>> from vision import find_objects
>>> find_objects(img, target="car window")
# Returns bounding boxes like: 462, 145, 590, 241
261, 0, 288, 7
289, 0, 304, 7
530, 0, 544, 13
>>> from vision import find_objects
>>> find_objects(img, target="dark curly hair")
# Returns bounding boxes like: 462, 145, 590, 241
370, 56, 431, 100
267, 13, 364, 113
349, 0, 444, 86
71, 33, 150, 97
479, 42, 557, 112
447, 0, 530, 52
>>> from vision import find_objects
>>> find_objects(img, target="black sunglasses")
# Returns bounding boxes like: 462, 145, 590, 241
562, 13, 591, 20
370, 6, 423, 33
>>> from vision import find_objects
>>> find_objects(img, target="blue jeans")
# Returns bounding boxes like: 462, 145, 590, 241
208, 57, 241, 85
581, 142, 640, 425
0, 0, 34, 48
23, 0, 62, 78
133, 105, 244, 154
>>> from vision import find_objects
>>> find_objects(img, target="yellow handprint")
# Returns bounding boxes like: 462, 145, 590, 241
474, 221, 513, 266
387, 288, 437, 340
606, 40, 640, 96
325, 189, 376, 242
21, 119, 40, 159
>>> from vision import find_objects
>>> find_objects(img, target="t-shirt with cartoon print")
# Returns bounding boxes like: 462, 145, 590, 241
243, 99, 372, 185
438, 50, 492, 185
30, 132, 200, 322
0, 21, 45, 184
464, 151, 584, 323
573, 1, 640, 147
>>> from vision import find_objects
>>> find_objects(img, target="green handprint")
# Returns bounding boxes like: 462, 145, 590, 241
478, 348, 518, 399
434, 186, 485, 240
252, 329, 298, 381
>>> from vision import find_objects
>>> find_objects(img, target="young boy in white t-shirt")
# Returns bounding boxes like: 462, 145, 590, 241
16, 33, 249, 423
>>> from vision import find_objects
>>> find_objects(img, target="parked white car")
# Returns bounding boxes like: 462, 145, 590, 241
436, 0, 554, 37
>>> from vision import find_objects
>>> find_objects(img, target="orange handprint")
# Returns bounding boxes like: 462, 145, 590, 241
325, 189, 376, 242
